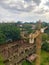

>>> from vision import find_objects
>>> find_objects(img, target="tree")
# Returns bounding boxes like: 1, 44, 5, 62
42, 33, 49, 41
0, 23, 21, 44
42, 41, 49, 52
0, 32, 6, 44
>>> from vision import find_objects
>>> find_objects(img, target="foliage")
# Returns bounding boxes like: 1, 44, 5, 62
23, 23, 34, 34
42, 33, 49, 41
0, 55, 4, 65
0, 32, 6, 44
41, 50, 49, 65
22, 60, 33, 65
42, 41, 49, 52
0, 23, 21, 44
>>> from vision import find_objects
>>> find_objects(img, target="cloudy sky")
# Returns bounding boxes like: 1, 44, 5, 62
0, 0, 49, 22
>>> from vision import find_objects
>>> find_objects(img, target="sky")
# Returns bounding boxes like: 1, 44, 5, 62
0, 0, 49, 23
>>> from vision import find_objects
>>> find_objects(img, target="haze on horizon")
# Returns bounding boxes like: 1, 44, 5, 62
0, 0, 49, 23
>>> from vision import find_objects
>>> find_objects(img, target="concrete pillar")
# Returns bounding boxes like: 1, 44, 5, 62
29, 39, 34, 44
35, 34, 41, 65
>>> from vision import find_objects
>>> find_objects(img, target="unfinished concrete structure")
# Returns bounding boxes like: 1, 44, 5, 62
0, 20, 47, 65
0, 41, 36, 65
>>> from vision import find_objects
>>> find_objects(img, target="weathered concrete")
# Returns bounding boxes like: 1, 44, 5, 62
0, 41, 36, 65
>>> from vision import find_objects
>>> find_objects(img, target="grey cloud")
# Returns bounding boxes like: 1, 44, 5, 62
0, 2, 19, 14
34, 10, 45, 14
34, 8, 49, 15
33, 0, 41, 5
21, 5, 35, 12
0, 0, 36, 13
45, 2, 49, 6
24, 0, 33, 2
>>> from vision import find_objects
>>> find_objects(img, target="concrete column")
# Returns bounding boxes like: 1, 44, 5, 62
35, 34, 41, 65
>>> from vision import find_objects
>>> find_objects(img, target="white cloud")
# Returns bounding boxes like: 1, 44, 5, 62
43, 12, 49, 21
